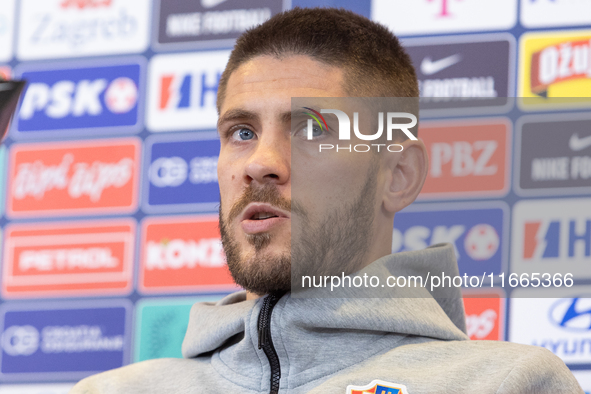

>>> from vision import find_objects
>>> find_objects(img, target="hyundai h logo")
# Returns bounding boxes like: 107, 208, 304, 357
549, 297, 591, 332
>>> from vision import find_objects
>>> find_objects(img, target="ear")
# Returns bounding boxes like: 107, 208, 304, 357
381, 138, 429, 214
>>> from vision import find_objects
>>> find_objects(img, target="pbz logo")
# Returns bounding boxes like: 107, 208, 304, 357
392, 204, 506, 277
523, 219, 591, 260
16, 61, 142, 136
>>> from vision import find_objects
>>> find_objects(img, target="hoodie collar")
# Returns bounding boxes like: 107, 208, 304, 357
182, 244, 469, 388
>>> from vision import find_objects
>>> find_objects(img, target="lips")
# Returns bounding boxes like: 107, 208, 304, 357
240, 203, 290, 234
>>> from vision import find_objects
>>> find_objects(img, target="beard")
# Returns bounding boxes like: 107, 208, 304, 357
219, 184, 292, 296
219, 158, 379, 296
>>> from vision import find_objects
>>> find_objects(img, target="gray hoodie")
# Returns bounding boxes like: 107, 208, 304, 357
70, 244, 583, 393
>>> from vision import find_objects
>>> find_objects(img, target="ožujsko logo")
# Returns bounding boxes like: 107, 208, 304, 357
530, 39, 591, 97
519, 30, 591, 104
303, 107, 417, 153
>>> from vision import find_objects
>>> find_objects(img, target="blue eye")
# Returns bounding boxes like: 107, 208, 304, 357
310, 125, 323, 137
233, 128, 255, 141
294, 122, 324, 140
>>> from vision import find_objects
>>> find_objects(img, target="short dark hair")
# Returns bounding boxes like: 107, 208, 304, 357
217, 7, 419, 111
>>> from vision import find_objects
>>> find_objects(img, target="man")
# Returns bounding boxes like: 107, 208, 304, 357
71, 8, 583, 394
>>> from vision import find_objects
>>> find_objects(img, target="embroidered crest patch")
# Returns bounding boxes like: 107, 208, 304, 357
346, 379, 409, 394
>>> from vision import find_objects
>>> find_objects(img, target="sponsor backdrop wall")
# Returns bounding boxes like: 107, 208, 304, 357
0, 0, 590, 391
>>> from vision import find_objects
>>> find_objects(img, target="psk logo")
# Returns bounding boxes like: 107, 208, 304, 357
549, 298, 591, 332
346, 379, 409, 394
464, 224, 500, 261
17, 62, 141, 134
303, 107, 328, 139
105, 77, 138, 114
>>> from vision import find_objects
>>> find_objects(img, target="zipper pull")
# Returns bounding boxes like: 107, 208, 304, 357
258, 295, 271, 349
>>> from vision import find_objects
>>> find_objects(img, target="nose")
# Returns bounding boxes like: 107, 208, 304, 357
244, 129, 290, 186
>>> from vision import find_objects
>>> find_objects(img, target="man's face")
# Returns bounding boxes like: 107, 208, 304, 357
217, 55, 384, 296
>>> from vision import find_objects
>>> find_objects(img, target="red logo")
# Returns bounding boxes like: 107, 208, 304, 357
60, 0, 112, 9
0, 67, 10, 80
427, 0, 463, 17
418, 119, 511, 199
2, 220, 135, 298
531, 39, 591, 97
105, 77, 138, 114
463, 289, 505, 340
7, 138, 140, 218
139, 215, 237, 294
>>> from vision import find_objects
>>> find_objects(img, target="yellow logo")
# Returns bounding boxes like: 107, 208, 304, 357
519, 29, 591, 109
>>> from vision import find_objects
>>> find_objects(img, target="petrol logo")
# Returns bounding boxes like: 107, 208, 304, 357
2, 220, 135, 298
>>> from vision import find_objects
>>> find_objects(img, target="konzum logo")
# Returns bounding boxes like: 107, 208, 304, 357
302, 107, 417, 153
